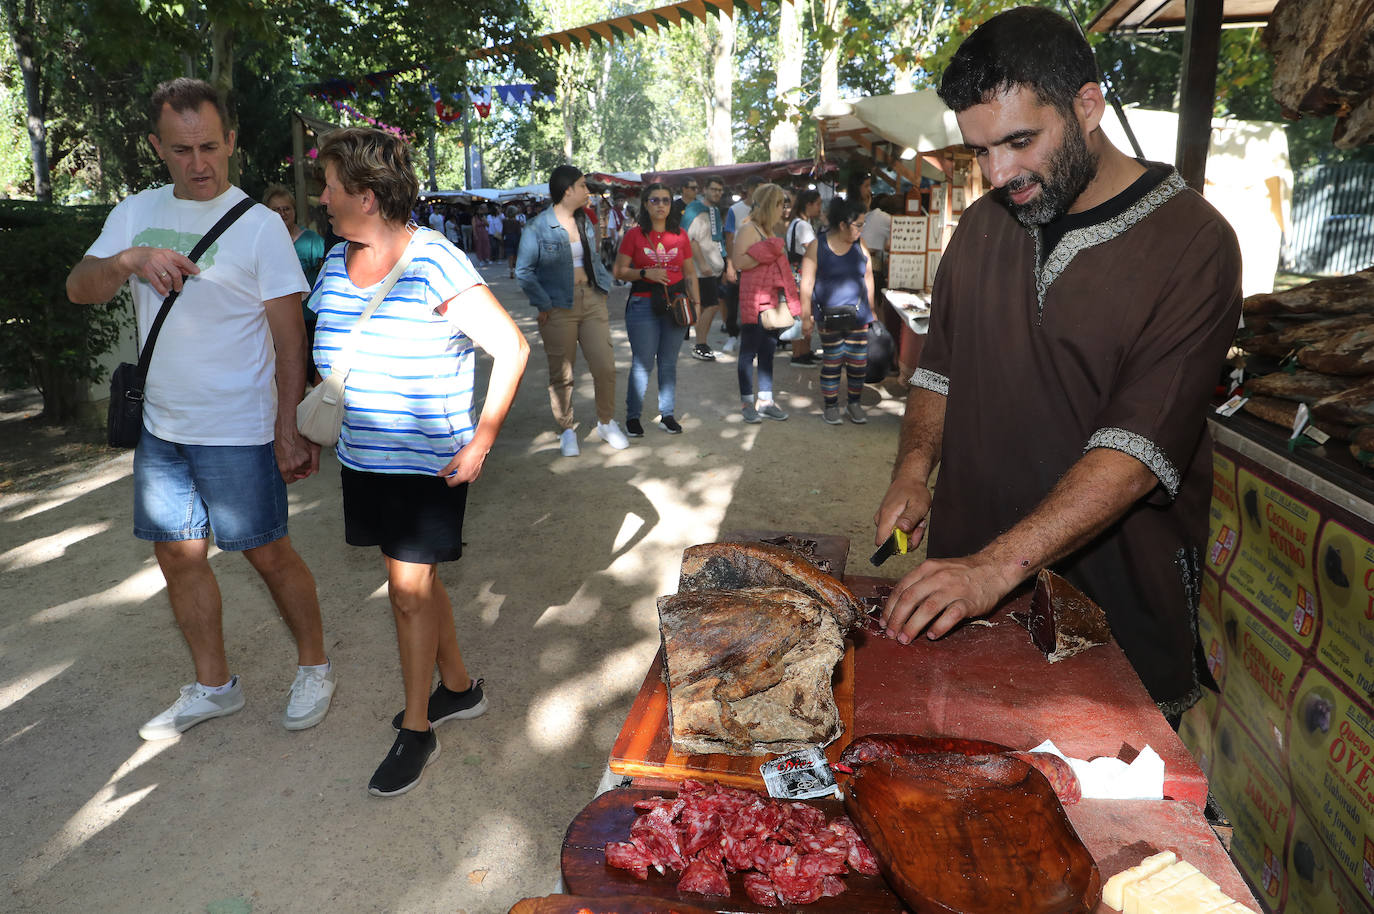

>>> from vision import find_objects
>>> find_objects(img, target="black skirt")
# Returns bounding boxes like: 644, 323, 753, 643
341, 467, 468, 564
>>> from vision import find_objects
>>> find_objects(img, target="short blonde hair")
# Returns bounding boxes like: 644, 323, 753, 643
316, 127, 419, 224
749, 183, 785, 230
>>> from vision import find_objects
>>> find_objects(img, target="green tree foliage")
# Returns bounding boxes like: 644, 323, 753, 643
0, 201, 129, 420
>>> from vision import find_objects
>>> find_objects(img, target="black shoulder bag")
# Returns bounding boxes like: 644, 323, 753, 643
107, 197, 256, 448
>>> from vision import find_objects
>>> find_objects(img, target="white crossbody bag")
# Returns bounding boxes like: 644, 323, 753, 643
297, 236, 418, 446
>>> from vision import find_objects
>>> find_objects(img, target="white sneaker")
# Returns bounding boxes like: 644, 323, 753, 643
597, 420, 630, 450
283, 664, 336, 731
722, 337, 739, 353
139, 677, 245, 740
559, 428, 580, 457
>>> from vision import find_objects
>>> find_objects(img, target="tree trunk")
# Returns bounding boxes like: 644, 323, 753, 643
708, 10, 735, 165
818, 0, 840, 111
3, 0, 51, 202
208, 18, 239, 185
769, 0, 801, 160
560, 51, 576, 162
426, 125, 437, 191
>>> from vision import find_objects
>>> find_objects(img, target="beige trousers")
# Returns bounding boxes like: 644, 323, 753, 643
538, 284, 617, 430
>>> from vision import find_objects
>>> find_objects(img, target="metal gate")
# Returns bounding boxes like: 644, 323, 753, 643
1282, 162, 1374, 275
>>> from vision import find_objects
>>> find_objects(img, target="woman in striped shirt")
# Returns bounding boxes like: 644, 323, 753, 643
309, 127, 529, 798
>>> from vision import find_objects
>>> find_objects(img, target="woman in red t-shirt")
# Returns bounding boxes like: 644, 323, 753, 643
613, 182, 700, 437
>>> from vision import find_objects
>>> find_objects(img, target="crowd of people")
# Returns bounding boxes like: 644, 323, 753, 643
64, 4, 1241, 801
505, 167, 890, 446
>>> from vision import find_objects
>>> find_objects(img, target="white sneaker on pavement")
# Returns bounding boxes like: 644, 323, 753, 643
722, 337, 739, 353
139, 677, 245, 740
559, 428, 580, 457
597, 420, 630, 450
283, 664, 336, 731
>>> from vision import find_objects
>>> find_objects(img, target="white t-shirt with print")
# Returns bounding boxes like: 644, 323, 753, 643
86, 185, 309, 446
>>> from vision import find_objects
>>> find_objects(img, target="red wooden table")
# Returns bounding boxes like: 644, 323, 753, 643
586, 537, 1260, 911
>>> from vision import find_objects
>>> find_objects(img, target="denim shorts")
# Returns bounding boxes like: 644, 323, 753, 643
133, 432, 288, 551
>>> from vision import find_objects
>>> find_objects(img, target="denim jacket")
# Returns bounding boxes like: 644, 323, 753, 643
515, 207, 612, 310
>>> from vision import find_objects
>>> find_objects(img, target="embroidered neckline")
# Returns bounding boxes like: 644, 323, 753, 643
1030, 170, 1187, 324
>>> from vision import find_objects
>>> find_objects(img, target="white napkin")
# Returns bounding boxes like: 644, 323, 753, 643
1031, 739, 1164, 800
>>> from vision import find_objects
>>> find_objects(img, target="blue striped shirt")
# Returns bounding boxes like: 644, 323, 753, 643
308, 229, 483, 475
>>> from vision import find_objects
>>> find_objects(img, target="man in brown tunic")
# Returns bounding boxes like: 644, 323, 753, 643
874, 7, 1242, 717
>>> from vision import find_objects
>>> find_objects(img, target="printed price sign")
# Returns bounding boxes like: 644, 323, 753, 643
888, 253, 926, 291
889, 216, 927, 253
760, 747, 838, 800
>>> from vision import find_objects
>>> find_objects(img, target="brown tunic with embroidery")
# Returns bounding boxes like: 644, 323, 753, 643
913, 168, 1242, 714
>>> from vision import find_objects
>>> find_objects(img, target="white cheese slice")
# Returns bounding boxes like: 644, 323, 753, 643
1143, 873, 1226, 914
1102, 850, 1178, 910
1123, 861, 1200, 914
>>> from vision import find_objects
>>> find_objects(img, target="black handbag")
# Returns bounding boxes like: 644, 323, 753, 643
820, 304, 862, 333
648, 279, 688, 317
106, 197, 256, 448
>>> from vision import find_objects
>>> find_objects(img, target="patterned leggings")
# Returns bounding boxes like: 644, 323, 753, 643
819, 327, 869, 405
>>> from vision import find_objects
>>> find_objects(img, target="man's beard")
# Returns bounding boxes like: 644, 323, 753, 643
997, 117, 1099, 227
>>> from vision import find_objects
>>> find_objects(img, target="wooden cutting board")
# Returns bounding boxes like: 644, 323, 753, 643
607, 644, 854, 790
561, 787, 905, 914
609, 531, 855, 788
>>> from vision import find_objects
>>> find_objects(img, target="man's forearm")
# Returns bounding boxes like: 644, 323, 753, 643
975, 447, 1158, 594
893, 385, 946, 483
67, 254, 131, 304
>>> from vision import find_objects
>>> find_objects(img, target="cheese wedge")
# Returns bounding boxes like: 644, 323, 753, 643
1123, 861, 1200, 914
1142, 873, 1226, 914
1103, 850, 1178, 910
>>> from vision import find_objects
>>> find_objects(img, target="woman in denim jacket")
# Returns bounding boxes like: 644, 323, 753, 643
515, 165, 628, 456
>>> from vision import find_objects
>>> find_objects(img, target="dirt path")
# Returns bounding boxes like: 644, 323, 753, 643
0, 270, 918, 914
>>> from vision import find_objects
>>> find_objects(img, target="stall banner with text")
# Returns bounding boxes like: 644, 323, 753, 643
1183, 444, 1374, 913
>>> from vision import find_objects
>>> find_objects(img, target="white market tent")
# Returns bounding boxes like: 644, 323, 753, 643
816, 90, 965, 187
819, 91, 1291, 296
1099, 106, 1292, 295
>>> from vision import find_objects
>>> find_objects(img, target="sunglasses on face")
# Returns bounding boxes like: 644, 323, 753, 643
648, 197, 672, 204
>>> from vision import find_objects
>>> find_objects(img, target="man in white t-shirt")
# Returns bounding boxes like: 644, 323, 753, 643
66, 78, 335, 742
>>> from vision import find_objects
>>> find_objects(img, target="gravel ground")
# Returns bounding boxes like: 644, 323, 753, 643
0, 268, 919, 914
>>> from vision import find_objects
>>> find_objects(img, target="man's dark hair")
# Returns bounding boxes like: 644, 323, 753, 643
744, 175, 764, 188
549, 164, 584, 204
937, 6, 1097, 116
149, 78, 229, 136
704, 175, 724, 189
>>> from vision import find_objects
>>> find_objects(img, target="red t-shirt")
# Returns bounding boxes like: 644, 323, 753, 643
618, 225, 693, 284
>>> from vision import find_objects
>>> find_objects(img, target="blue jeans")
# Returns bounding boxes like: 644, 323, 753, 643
625, 294, 685, 419
133, 432, 287, 550
737, 322, 777, 400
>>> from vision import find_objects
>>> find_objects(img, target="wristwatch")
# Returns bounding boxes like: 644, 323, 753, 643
639, 268, 646, 279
